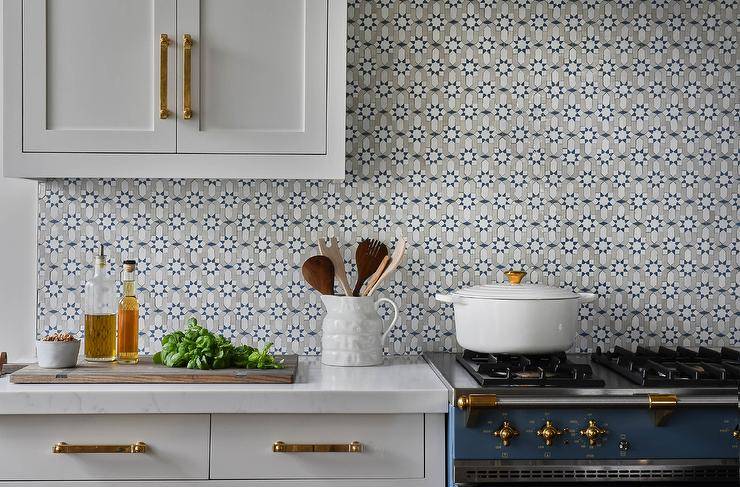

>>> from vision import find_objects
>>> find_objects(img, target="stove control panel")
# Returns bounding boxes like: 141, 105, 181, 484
451, 405, 739, 460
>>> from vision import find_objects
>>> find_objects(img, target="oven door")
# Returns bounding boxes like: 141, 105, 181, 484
449, 403, 739, 485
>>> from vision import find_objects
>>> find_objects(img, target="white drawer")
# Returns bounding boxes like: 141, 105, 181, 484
210, 413, 425, 480
0, 414, 209, 481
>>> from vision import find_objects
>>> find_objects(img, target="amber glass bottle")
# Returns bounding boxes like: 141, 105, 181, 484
116, 260, 140, 364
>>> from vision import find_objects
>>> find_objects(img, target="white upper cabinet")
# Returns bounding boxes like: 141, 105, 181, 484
23, 0, 177, 153
177, 0, 327, 154
2, 0, 346, 178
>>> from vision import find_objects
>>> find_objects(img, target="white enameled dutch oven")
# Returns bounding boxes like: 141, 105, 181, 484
435, 270, 597, 354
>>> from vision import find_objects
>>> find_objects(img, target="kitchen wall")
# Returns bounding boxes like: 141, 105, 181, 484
37, 1, 738, 355
0, 177, 37, 362
0, 2, 41, 362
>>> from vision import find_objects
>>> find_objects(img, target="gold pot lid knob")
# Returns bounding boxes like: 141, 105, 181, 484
504, 270, 526, 285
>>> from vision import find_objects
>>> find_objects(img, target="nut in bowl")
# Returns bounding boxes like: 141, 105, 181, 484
36, 333, 81, 369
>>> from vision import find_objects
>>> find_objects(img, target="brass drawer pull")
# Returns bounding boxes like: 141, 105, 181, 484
159, 34, 170, 119
183, 34, 193, 119
273, 441, 362, 453
53, 442, 147, 454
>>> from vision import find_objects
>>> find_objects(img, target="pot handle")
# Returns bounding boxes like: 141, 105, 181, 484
578, 292, 597, 304
375, 298, 399, 341
435, 293, 461, 304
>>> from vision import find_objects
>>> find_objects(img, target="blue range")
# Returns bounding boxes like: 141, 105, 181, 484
425, 347, 739, 486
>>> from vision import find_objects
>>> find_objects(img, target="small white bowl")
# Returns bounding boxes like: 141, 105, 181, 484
36, 340, 80, 368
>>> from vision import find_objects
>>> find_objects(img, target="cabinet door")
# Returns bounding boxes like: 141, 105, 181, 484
23, 0, 176, 152
177, 0, 327, 154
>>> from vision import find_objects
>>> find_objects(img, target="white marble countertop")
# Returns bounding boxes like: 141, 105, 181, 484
0, 356, 449, 415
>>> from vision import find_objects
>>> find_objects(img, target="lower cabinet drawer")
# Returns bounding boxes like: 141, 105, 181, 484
210, 413, 425, 479
0, 414, 209, 480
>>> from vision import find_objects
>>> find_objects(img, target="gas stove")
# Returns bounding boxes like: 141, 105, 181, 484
458, 350, 605, 387
425, 348, 739, 485
592, 346, 740, 387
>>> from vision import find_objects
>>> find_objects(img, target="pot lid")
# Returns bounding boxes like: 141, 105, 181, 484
452, 270, 581, 300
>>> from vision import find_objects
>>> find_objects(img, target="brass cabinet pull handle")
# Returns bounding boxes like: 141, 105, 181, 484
159, 34, 170, 119
183, 34, 193, 119
53, 442, 147, 454
273, 441, 363, 453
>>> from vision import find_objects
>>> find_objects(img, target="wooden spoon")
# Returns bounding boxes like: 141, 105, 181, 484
318, 237, 352, 296
365, 237, 407, 296
302, 256, 335, 295
352, 239, 388, 297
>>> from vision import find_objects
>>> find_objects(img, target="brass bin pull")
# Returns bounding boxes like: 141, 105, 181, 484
53, 442, 147, 454
159, 34, 169, 119
273, 441, 363, 453
183, 34, 193, 119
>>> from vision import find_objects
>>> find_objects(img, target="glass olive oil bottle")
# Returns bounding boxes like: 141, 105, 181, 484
117, 260, 140, 364
84, 245, 116, 362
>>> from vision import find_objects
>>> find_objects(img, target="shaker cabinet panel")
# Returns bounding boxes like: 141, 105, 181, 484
210, 413, 425, 480
0, 414, 209, 480
176, 0, 328, 154
22, 0, 177, 152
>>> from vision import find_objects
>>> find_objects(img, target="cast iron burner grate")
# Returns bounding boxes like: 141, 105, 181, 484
592, 345, 740, 386
458, 350, 605, 387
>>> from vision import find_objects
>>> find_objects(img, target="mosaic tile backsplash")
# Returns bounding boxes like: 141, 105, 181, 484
38, 0, 738, 355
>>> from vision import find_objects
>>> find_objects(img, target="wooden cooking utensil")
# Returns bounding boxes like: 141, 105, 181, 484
318, 237, 352, 296
352, 239, 388, 297
365, 237, 407, 296
302, 256, 335, 295
362, 255, 390, 296
0, 352, 7, 375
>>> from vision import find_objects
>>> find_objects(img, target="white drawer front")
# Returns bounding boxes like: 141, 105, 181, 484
0, 414, 209, 480
210, 413, 425, 479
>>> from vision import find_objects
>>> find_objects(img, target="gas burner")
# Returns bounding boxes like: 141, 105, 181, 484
592, 345, 740, 386
458, 350, 605, 387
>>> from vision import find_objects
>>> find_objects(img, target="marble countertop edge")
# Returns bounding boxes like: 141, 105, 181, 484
0, 356, 450, 415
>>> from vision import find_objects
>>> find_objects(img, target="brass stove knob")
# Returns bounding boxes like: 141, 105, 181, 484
579, 419, 608, 446
536, 420, 564, 446
493, 420, 519, 446
733, 426, 740, 440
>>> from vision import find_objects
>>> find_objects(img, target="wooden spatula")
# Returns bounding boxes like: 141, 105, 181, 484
352, 239, 388, 297
365, 237, 407, 296
362, 255, 390, 296
318, 237, 352, 296
302, 256, 335, 295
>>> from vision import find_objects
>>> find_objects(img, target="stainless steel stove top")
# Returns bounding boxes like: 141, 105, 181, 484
424, 352, 740, 405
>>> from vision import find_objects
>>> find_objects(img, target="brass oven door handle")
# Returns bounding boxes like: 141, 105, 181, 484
273, 441, 363, 453
159, 34, 170, 119
183, 34, 193, 119
53, 442, 147, 454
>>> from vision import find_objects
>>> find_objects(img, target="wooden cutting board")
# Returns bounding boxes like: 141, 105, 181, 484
9, 355, 298, 384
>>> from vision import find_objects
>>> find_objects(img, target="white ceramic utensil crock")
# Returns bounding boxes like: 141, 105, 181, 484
320, 295, 399, 366
435, 271, 597, 354
36, 340, 80, 368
